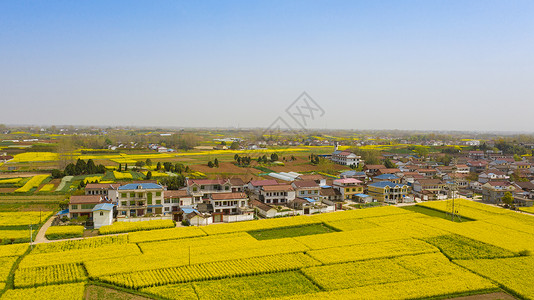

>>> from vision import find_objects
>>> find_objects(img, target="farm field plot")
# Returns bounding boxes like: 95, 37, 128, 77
142, 271, 319, 300
456, 256, 534, 299
0, 282, 85, 300
99, 252, 320, 289
247, 223, 337, 240
0, 200, 532, 299
302, 252, 496, 293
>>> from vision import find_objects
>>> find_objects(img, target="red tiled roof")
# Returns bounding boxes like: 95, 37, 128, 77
249, 180, 279, 187
210, 192, 247, 200
85, 183, 121, 190
262, 184, 294, 192
164, 190, 190, 199
292, 180, 319, 188
69, 195, 105, 204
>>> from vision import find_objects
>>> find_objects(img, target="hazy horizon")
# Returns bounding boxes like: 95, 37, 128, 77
1, 1, 533, 132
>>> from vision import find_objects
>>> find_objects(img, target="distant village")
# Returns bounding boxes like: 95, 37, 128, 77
60, 141, 534, 229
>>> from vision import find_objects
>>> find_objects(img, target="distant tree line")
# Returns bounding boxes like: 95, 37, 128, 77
52, 159, 106, 178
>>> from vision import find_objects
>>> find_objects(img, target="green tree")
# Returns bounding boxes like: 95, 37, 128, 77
118, 163, 122, 172
234, 154, 239, 161
384, 158, 395, 168
145, 159, 152, 167
271, 153, 278, 162
513, 154, 522, 162
208, 161, 214, 168
86, 159, 97, 174
230, 141, 239, 150
501, 192, 514, 207
214, 158, 219, 167
146, 171, 152, 180
156, 162, 162, 170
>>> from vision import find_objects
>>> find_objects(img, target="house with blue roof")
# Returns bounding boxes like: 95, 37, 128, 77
367, 181, 410, 203
373, 174, 400, 184
92, 203, 114, 229
116, 183, 165, 217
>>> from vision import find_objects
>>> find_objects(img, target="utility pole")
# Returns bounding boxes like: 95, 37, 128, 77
189, 245, 191, 266
29, 225, 33, 249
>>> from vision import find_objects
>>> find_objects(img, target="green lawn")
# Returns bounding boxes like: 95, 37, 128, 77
401, 205, 475, 223
248, 223, 338, 240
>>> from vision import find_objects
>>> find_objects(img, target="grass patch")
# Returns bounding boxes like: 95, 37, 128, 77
423, 234, 517, 260
247, 223, 338, 240
402, 205, 475, 222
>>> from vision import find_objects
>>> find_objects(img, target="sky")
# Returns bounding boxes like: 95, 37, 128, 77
1, 1, 533, 132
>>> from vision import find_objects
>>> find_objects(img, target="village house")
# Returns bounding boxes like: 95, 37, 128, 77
372, 174, 401, 184
481, 181, 517, 204
116, 183, 165, 217
468, 151, 485, 160
412, 179, 447, 200
297, 174, 327, 186
209, 192, 249, 215
467, 160, 488, 173
320, 187, 343, 209
187, 178, 245, 202
85, 183, 121, 196
330, 150, 362, 167
92, 203, 114, 229
247, 179, 279, 199
291, 180, 321, 201
250, 199, 278, 218
68, 195, 111, 219
332, 178, 364, 200
259, 184, 296, 205
363, 164, 386, 176
367, 181, 410, 203
478, 169, 510, 184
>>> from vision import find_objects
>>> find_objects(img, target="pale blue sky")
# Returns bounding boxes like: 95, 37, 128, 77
1, 1, 533, 131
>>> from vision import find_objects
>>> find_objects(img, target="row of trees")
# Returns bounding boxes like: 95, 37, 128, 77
53, 159, 107, 178
207, 159, 219, 168
234, 154, 252, 166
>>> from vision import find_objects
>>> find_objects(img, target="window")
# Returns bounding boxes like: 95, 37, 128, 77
72, 213, 78, 218
172, 199, 179, 204
99, 211, 104, 216
121, 201, 127, 206
156, 191, 161, 196
164, 199, 170, 204
164, 207, 170, 212
200, 185, 205, 189
137, 193, 143, 198
156, 200, 161, 204
192, 187, 198, 192
129, 192, 135, 198
71, 204, 78, 210
225, 186, 229, 190
121, 193, 127, 198
81, 204, 95, 210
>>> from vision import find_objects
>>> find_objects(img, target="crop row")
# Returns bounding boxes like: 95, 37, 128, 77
307, 238, 438, 264
141, 271, 319, 300
200, 215, 321, 235
86, 236, 308, 277
0, 211, 53, 226
14, 174, 50, 193
0, 282, 85, 300
19, 243, 141, 268
32, 234, 129, 253
99, 252, 321, 289
455, 256, 534, 299
45, 225, 84, 240
15, 263, 86, 288
128, 226, 206, 243
99, 219, 175, 235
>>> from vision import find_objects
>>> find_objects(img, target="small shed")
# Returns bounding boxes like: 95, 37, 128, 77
92, 203, 114, 229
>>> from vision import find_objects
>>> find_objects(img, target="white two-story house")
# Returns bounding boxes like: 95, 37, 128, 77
116, 183, 165, 217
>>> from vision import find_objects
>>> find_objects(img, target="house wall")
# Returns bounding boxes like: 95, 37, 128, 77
93, 210, 113, 229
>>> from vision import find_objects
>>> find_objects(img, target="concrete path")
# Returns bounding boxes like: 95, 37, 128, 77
33, 215, 55, 244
